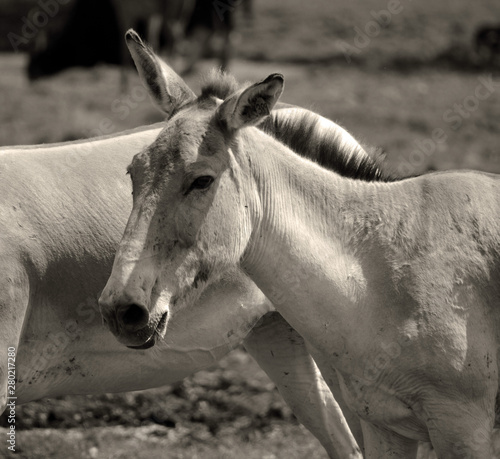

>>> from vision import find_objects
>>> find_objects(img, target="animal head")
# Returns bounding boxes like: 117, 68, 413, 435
98, 30, 282, 348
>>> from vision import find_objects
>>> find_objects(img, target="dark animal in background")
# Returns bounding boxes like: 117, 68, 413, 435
177, 0, 253, 74
28, 0, 121, 80
474, 25, 500, 66
27, 0, 253, 81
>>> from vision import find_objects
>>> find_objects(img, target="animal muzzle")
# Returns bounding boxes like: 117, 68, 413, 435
98, 281, 161, 347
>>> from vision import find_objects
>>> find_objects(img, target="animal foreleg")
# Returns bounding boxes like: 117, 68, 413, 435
243, 311, 363, 459
304, 342, 365, 449
361, 420, 419, 459
426, 400, 495, 459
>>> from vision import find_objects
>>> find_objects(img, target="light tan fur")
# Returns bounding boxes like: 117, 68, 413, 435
0, 99, 371, 459
102, 40, 500, 458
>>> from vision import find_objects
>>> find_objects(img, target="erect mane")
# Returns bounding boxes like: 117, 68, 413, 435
199, 71, 398, 182
199, 69, 241, 100
260, 109, 398, 182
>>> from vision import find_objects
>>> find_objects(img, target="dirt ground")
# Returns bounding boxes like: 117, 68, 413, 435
1, 0, 500, 457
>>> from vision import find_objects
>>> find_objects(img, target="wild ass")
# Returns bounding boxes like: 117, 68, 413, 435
100, 31, 500, 458
2, 73, 407, 459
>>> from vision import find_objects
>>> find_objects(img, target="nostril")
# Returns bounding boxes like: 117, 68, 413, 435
116, 303, 149, 331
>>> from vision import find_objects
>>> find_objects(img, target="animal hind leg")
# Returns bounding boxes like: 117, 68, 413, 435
243, 311, 363, 459
0, 263, 30, 414
181, 27, 211, 75
219, 27, 233, 72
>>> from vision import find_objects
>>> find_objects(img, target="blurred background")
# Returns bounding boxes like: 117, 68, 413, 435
1, 0, 500, 457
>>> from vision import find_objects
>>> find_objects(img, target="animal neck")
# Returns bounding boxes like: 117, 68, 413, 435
239, 127, 408, 351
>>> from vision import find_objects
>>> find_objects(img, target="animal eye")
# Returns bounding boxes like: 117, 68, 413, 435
189, 176, 214, 192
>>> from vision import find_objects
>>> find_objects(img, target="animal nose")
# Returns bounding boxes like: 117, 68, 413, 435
116, 303, 150, 332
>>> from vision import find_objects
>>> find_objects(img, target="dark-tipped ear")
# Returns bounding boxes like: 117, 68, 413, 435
217, 73, 284, 132
125, 29, 196, 116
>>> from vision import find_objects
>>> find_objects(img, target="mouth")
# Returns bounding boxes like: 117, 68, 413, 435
127, 311, 168, 350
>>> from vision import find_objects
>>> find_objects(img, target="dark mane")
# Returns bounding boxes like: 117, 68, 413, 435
260, 110, 398, 182
199, 69, 240, 100
199, 73, 399, 182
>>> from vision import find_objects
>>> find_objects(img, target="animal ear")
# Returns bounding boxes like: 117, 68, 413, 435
125, 29, 195, 116
217, 73, 284, 131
